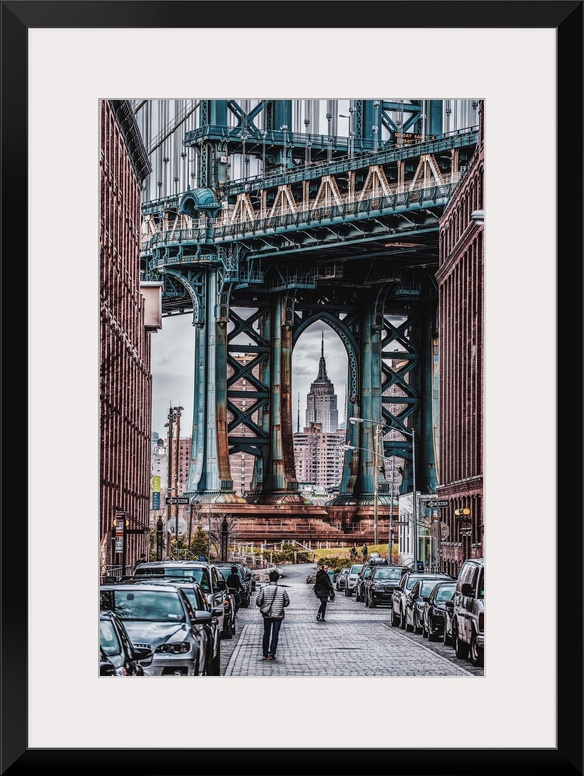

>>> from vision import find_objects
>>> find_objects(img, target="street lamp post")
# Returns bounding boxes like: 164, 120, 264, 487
343, 439, 388, 552
349, 416, 417, 569
173, 405, 184, 553
326, 113, 332, 162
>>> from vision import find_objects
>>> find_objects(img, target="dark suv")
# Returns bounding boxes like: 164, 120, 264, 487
451, 558, 484, 666
363, 565, 408, 608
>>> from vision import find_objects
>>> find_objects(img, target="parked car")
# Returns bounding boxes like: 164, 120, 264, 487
421, 580, 457, 641
132, 560, 236, 639
390, 571, 451, 629
405, 576, 452, 634
367, 554, 388, 565
130, 577, 222, 675
344, 563, 364, 597
214, 562, 252, 607
335, 567, 350, 591
354, 563, 376, 603
363, 565, 408, 608
100, 583, 212, 676
99, 610, 153, 676
451, 558, 484, 666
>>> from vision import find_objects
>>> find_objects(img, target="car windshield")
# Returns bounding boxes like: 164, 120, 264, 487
134, 565, 211, 592
406, 575, 425, 590
373, 568, 403, 580
100, 619, 122, 656
435, 584, 456, 601
420, 580, 443, 596
350, 565, 363, 574
101, 590, 186, 622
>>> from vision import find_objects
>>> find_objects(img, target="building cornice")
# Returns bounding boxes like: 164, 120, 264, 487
109, 100, 152, 183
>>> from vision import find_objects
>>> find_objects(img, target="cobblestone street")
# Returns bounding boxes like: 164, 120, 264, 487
220, 564, 483, 677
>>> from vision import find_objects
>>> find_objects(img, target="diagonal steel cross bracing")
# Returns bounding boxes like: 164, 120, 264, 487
141, 116, 477, 510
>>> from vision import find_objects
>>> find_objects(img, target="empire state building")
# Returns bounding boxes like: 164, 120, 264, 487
305, 333, 339, 433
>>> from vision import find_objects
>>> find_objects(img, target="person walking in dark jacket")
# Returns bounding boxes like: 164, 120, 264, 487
226, 566, 244, 616
313, 562, 335, 622
256, 570, 290, 660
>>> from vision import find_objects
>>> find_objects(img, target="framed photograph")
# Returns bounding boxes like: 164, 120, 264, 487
8, 1, 580, 773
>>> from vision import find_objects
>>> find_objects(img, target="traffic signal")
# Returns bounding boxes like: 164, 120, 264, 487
454, 508, 471, 516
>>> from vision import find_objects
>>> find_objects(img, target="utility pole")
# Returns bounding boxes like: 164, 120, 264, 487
389, 459, 395, 565
165, 404, 174, 558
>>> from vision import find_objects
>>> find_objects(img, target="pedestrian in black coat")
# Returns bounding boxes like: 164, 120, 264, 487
226, 566, 244, 615
313, 563, 335, 622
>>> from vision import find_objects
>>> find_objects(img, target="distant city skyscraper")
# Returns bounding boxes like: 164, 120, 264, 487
305, 333, 339, 433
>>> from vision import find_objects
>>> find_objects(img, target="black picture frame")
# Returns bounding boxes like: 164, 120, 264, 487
3, 1, 581, 774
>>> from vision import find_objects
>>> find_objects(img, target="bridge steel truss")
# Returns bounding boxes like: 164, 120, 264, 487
140, 99, 479, 515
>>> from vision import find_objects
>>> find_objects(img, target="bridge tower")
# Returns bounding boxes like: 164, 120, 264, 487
139, 98, 480, 538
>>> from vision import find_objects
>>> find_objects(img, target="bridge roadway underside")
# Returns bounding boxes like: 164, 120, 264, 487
206, 503, 392, 545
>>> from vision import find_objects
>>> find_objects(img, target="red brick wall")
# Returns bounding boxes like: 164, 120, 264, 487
435, 101, 485, 577
100, 100, 152, 573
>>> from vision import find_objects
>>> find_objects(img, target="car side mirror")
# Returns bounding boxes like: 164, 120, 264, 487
211, 606, 224, 617
216, 579, 227, 590
461, 583, 473, 596
192, 610, 212, 623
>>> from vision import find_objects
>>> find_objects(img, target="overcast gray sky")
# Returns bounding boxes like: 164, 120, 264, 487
151, 315, 347, 440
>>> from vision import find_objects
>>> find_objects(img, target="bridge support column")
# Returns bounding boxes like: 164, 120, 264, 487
261, 295, 303, 502
186, 269, 244, 504
352, 300, 384, 501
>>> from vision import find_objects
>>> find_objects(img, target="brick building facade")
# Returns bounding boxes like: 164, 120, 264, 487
100, 100, 156, 577
435, 101, 485, 576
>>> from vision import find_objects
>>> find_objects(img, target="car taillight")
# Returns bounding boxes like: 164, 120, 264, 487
478, 612, 484, 631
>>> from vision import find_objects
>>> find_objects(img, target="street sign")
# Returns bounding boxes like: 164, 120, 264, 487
426, 500, 449, 509
166, 496, 190, 505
